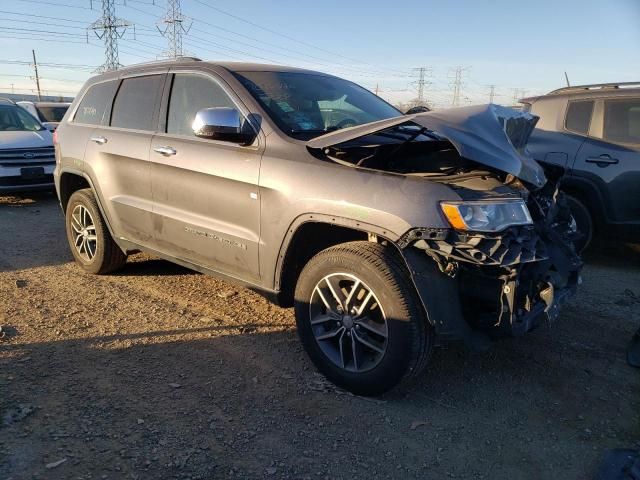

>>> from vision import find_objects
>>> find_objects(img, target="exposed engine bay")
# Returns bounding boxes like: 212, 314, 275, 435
308, 104, 583, 342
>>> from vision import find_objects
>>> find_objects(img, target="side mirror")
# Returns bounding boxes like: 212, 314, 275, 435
192, 107, 255, 144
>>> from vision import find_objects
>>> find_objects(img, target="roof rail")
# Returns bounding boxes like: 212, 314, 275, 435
119, 56, 202, 70
548, 81, 640, 95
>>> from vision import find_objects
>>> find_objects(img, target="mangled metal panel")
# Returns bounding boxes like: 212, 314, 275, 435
308, 104, 547, 188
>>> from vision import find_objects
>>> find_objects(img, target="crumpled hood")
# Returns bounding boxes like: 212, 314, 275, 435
0, 130, 53, 149
307, 104, 546, 188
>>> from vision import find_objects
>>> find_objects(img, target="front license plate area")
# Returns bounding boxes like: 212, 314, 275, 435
21, 167, 45, 179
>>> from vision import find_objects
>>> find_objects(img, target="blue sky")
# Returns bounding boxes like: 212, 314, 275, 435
1, 0, 638, 106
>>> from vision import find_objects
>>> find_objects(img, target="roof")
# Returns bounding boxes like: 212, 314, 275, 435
519, 82, 640, 105
16, 101, 71, 107
105, 58, 329, 77
547, 82, 640, 95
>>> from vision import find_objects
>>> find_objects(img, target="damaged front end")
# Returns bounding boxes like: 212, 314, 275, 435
400, 164, 582, 342
308, 104, 583, 345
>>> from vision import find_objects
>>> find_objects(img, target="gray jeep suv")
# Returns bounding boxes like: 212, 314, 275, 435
521, 82, 640, 251
54, 58, 581, 395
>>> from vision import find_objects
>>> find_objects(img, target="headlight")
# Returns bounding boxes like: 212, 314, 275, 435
440, 199, 532, 232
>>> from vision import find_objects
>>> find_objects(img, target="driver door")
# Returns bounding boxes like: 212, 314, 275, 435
150, 71, 263, 281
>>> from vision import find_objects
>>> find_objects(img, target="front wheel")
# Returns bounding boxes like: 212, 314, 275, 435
294, 241, 433, 396
566, 195, 593, 253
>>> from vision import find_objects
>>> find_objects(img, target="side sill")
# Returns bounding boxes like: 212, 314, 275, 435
115, 238, 283, 305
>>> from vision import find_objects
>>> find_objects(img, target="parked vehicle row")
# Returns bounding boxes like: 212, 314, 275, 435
521, 82, 640, 251
53, 59, 582, 394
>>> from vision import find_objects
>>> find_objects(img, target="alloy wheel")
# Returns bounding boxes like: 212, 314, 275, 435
70, 204, 97, 262
309, 273, 388, 373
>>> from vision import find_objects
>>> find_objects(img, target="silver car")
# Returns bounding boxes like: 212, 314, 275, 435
0, 98, 55, 193
54, 59, 582, 395
17, 101, 71, 132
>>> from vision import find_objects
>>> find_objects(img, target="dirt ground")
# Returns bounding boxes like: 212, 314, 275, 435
0, 192, 638, 480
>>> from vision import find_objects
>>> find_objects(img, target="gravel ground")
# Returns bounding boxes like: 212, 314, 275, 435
1, 192, 639, 480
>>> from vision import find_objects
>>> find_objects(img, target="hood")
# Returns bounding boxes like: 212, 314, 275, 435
0, 130, 54, 149
307, 104, 546, 188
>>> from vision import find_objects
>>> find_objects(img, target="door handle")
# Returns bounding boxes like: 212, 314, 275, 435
153, 146, 177, 156
586, 154, 618, 166
90, 136, 108, 145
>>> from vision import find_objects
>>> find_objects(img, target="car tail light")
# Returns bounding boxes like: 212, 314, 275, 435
52, 129, 58, 145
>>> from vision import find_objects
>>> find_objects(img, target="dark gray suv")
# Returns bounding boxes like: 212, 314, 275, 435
521, 82, 640, 250
54, 58, 581, 395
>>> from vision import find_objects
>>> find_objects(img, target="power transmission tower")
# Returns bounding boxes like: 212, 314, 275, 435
487, 84, 496, 104
89, 0, 132, 72
31, 50, 42, 101
411, 67, 432, 107
157, 0, 192, 58
449, 66, 468, 107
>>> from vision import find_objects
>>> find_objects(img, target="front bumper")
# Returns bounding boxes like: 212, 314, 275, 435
401, 223, 582, 342
0, 163, 55, 193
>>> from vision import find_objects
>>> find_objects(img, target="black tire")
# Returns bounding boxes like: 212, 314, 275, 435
65, 188, 127, 274
294, 241, 433, 396
566, 195, 593, 253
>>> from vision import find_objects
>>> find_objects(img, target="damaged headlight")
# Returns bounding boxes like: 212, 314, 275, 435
440, 199, 532, 232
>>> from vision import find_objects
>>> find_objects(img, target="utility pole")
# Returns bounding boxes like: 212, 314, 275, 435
31, 50, 42, 101
157, 0, 192, 58
10, 83, 14, 95
89, 0, 131, 72
375, 83, 379, 96
487, 84, 496, 104
449, 66, 467, 107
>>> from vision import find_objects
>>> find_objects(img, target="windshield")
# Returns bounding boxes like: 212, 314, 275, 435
0, 105, 45, 132
36, 105, 69, 123
233, 71, 401, 139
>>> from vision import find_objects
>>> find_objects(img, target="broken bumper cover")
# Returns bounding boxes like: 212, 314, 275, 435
400, 224, 582, 341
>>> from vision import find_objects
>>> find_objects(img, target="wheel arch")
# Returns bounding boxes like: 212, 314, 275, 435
58, 169, 118, 240
560, 176, 607, 230
274, 214, 401, 308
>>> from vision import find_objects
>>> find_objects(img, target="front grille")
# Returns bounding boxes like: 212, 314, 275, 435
0, 147, 55, 166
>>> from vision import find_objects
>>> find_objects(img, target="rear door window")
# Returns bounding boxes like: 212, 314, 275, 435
565, 100, 594, 135
111, 75, 164, 131
603, 98, 640, 145
166, 73, 236, 136
73, 81, 118, 125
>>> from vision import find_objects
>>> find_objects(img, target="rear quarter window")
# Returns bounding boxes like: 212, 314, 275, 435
564, 100, 594, 135
73, 81, 118, 125
603, 98, 640, 145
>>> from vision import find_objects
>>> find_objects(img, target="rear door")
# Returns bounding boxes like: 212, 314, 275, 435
83, 72, 165, 246
149, 71, 262, 280
573, 97, 640, 223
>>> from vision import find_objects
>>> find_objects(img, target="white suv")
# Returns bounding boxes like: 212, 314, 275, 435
0, 98, 55, 193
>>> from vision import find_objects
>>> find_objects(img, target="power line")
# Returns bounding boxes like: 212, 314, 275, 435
89, 0, 132, 72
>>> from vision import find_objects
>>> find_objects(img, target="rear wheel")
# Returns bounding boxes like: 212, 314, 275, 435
294, 241, 433, 396
65, 189, 126, 274
566, 195, 593, 253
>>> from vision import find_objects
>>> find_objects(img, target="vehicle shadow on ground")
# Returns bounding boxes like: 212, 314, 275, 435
1, 315, 637, 479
